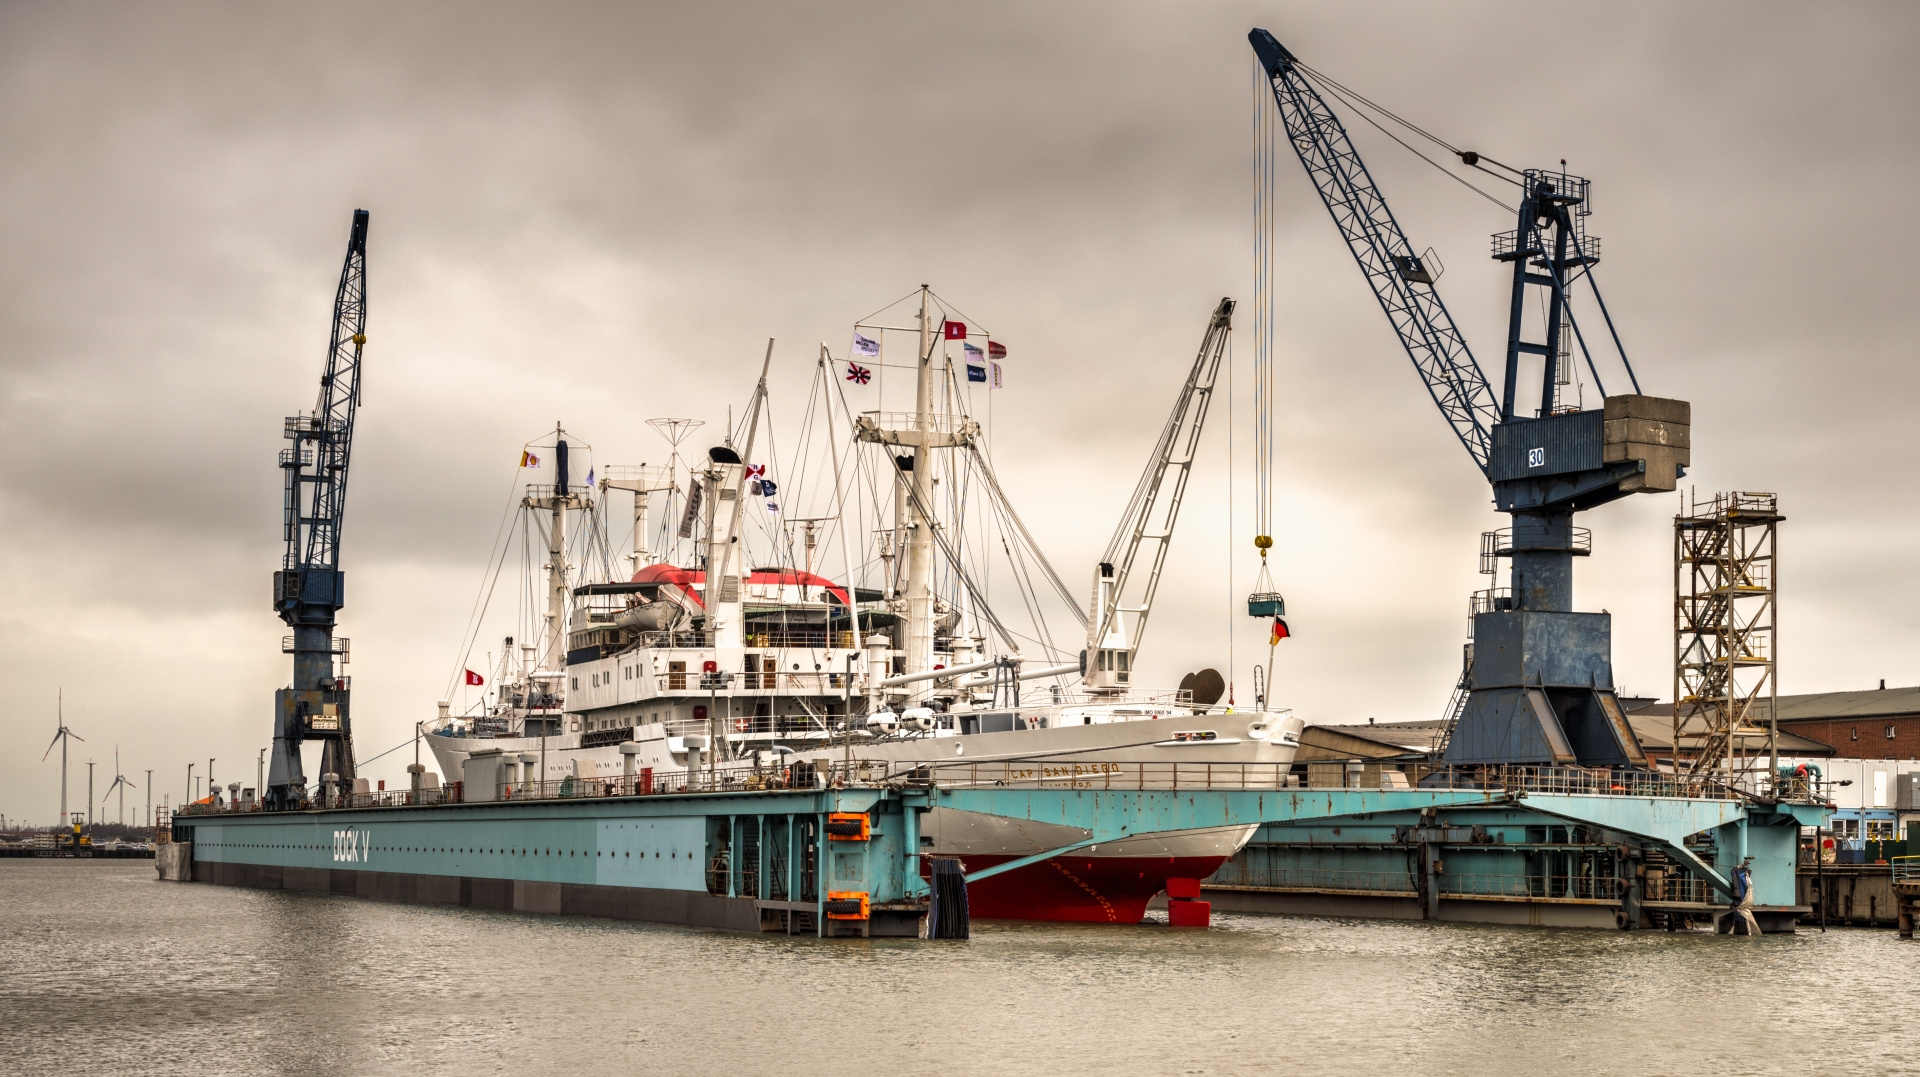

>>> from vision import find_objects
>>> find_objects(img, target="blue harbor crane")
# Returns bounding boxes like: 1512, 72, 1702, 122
267, 209, 368, 808
1248, 30, 1690, 767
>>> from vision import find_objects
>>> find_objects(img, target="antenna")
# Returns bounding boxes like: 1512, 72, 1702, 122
646, 418, 705, 559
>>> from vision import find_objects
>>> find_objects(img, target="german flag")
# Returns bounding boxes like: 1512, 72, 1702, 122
1269, 617, 1291, 646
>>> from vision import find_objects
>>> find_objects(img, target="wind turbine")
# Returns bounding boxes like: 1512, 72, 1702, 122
39, 690, 82, 827
103, 748, 137, 827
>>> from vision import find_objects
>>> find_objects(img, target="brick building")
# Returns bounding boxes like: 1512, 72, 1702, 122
1768, 685, 1920, 759
1762, 685, 1920, 842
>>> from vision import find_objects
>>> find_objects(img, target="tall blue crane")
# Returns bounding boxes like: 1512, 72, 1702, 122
267, 209, 368, 808
1249, 30, 1690, 767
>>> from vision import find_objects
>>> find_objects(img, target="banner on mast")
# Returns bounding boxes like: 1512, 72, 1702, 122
677, 482, 704, 539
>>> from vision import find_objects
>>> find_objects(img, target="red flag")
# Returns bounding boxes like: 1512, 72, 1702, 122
987, 340, 1006, 359
943, 320, 967, 340
464, 669, 484, 686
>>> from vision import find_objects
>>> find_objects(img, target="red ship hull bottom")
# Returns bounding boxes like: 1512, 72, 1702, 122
924, 853, 1230, 923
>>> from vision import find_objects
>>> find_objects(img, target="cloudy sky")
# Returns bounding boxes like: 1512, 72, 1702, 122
3, 2, 1915, 824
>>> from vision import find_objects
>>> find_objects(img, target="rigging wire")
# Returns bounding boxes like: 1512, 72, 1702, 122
1289, 61, 1518, 214
1295, 61, 1466, 159
1295, 58, 1529, 188
1253, 57, 1277, 566
895, 455, 1018, 652
441, 433, 554, 702
967, 444, 1087, 629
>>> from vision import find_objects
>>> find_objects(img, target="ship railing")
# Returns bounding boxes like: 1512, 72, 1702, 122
491, 767, 820, 801
1445, 873, 1625, 902
470, 716, 515, 738
740, 632, 857, 650
175, 760, 1745, 817
1639, 875, 1719, 904
1207, 866, 1416, 895
902, 760, 1302, 791
890, 761, 1740, 799
1414, 764, 1743, 801
636, 631, 715, 650
1024, 688, 1202, 709
722, 714, 843, 735
176, 785, 464, 815
1205, 866, 1719, 905
736, 672, 841, 693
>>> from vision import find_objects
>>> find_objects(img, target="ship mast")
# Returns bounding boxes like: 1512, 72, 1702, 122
853, 286, 981, 705
904, 286, 938, 692
526, 423, 587, 673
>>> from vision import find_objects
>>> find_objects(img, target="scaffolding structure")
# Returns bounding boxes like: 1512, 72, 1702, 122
1673, 491, 1783, 787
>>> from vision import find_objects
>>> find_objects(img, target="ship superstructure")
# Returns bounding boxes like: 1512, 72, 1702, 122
423, 287, 1303, 920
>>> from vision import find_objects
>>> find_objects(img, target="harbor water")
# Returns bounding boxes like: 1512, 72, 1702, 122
3, 860, 1912, 1076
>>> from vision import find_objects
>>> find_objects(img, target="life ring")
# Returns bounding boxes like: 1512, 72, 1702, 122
734, 717, 750, 733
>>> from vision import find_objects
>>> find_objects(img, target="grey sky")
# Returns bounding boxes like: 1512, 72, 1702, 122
3, 2, 1916, 824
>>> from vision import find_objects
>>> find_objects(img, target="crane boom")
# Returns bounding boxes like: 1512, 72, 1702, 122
1085, 298, 1232, 692
300, 210, 369, 569
268, 209, 368, 808
1249, 30, 1501, 475
1247, 29, 1691, 769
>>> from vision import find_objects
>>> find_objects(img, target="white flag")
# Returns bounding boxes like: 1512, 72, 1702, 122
852, 332, 880, 358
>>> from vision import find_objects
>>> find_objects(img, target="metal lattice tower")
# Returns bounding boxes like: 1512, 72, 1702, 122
1673, 492, 1782, 785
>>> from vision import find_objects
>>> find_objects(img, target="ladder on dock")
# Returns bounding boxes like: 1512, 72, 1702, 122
1433, 645, 1473, 758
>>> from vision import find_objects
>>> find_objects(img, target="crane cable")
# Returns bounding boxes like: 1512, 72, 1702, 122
1293, 61, 1519, 215
1251, 57, 1277, 588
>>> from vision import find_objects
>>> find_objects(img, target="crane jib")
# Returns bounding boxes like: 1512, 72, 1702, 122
1248, 28, 1500, 476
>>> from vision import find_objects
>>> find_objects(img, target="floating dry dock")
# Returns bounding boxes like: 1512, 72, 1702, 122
1210, 769, 1822, 931
164, 761, 1826, 935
